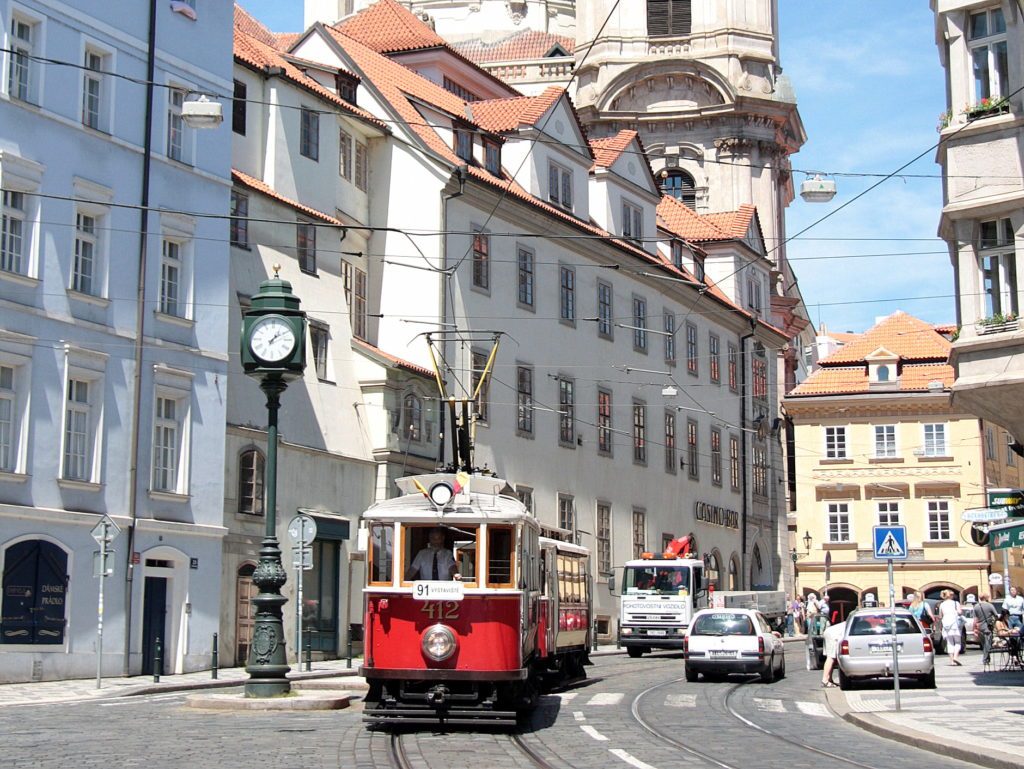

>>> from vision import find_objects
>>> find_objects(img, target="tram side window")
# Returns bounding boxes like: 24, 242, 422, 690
402, 524, 478, 583
369, 524, 394, 585
487, 525, 514, 586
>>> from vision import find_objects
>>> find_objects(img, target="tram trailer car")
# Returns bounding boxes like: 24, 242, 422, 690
360, 473, 592, 726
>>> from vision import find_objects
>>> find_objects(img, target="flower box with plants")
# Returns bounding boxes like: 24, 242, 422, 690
963, 96, 1010, 121
976, 312, 1019, 334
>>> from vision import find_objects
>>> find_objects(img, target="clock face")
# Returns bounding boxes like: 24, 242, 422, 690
249, 315, 296, 363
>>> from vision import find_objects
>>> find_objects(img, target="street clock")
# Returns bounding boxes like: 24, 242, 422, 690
241, 266, 306, 379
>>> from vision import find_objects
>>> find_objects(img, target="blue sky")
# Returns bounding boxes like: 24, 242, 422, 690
241, 1, 952, 335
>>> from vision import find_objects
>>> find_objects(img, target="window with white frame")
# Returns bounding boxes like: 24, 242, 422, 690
709, 334, 720, 383
342, 261, 367, 340
752, 355, 768, 400
309, 322, 329, 381
160, 239, 183, 316
7, 15, 37, 103
597, 503, 611, 574
472, 230, 489, 290
403, 393, 422, 441
827, 502, 851, 542
968, 7, 1008, 103
874, 424, 896, 457
517, 246, 534, 308
752, 445, 768, 496
81, 48, 109, 131
338, 128, 352, 179
685, 322, 698, 374
877, 500, 900, 526
632, 508, 646, 558
825, 426, 847, 459
151, 396, 181, 493
979, 218, 1018, 318
597, 280, 613, 339
687, 418, 698, 480
633, 295, 647, 351
559, 264, 575, 323
1, 191, 27, 276
597, 388, 612, 455
927, 500, 951, 541
664, 312, 676, 364
727, 343, 738, 392
729, 434, 740, 491
622, 201, 642, 243
923, 423, 947, 456
711, 427, 722, 486
516, 365, 533, 435
633, 400, 646, 464
664, 410, 676, 473
355, 140, 368, 192
297, 219, 316, 274
558, 377, 575, 445
238, 448, 264, 515
516, 485, 534, 514
471, 350, 489, 422
63, 378, 93, 481
300, 107, 319, 161
71, 212, 98, 295
230, 191, 249, 248
558, 493, 575, 534
0, 365, 16, 472
167, 88, 186, 162
548, 162, 573, 210
746, 273, 763, 315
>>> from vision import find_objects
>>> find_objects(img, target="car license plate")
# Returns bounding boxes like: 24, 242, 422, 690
710, 650, 736, 658
869, 643, 903, 654
647, 629, 667, 636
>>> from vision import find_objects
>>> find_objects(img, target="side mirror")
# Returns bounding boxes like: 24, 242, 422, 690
608, 574, 617, 596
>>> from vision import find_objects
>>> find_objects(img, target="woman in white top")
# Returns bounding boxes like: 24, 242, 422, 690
937, 589, 963, 666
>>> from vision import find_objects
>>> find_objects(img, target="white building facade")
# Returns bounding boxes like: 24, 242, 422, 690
0, 1, 234, 681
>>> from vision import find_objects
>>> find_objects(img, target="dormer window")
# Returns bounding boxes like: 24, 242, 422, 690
454, 125, 473, 162
693, 253, 705, 283
335, 73, 358, 105
484, 139, 501, 175
968, 7, 1008, 102
866, 348, 900, 387
622, 201, 642, 243
548, 162, 573, 211
671, 240, 683, 269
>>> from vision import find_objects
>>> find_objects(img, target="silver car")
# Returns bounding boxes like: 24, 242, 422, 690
836, 608, 935, 689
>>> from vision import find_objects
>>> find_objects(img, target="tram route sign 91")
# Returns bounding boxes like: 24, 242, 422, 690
413, 581, 465, 601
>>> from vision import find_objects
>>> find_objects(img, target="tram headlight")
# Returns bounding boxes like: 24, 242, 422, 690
422, 624, 457, 661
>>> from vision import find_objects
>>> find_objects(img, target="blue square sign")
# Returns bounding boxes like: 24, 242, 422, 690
873, 525, 908, 560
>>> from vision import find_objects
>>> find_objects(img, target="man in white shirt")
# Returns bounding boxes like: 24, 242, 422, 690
406, 527, 457, 581
1005, 586, 1024, 632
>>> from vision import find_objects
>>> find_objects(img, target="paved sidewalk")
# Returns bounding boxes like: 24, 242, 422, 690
825, 650, 1024, 769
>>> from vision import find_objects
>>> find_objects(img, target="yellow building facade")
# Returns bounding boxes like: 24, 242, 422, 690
785, 313, 991, 620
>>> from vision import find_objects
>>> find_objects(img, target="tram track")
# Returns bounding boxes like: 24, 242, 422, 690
385, 730, 559, 769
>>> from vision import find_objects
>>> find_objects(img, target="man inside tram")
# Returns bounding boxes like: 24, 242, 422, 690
406, 527, 458, 581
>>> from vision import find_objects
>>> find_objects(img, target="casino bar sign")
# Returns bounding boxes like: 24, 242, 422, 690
694, 501, 740, 530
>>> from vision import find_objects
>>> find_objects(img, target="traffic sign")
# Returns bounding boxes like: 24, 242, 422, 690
288, 514, 317, 545
873, 525, 908, 560
90, 515, 121, 545
93, 550, 114, 577
292, 548, 313, 570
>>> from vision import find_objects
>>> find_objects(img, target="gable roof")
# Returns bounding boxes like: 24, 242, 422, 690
334, 0, 448, 54
233, 5, 386, 131
657, 195, 731, 241
468, 87, 564, 132
453, 29, 575, 64
591, 130, 638, 169
232, 169, 342, 225
820, 311, 951, 365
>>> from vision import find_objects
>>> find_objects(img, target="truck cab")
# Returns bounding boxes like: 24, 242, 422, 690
618, 555, 707, 658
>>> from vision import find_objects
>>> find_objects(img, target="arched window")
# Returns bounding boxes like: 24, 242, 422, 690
2, 540, 68, 645
403, 393, 422, 441
238, 448, 265, 515
662, 169, 696, 209
705, 551, 720, 590
877, 364, 890, 382
647, 0, 692, 37
728, 556, 739, 590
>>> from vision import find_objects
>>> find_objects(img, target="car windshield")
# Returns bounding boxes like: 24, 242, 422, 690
848, 615, 920, 636
691, 613, 754, 636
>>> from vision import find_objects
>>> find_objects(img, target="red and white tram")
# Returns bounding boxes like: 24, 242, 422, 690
360, 472, 592, 726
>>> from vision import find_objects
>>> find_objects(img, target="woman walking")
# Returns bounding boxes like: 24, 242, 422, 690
938, 589, 963, 666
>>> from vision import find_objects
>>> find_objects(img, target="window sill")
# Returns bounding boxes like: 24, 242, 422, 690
230, 242, 252, 251
922, 539, 954, 547
824, 541, 857, 550
148, 489, 190, 503
559, 441, 577, 450
471, 283, 491, 296
868, 457, 904, 464
68, 289, 111, 308
315, 377, 336, 385
517, 301, 536, 314
515, 429, 534, 440
0, 470, 29, 483
819, 458, 853, 465
299, 268, 320, 278
916, 455, 953, 462
153, 310, 195, 329
0, 270, 40, 289
58, 478, 102, 492
559, 318, 576, 328
234, 510, 265, 522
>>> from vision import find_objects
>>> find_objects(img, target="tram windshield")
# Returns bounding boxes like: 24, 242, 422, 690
624, 564, 692, 595
402, 524, 478, 583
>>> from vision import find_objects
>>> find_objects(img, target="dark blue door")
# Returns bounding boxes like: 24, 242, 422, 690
2, 540, 68, 644
141, 577, 167, 675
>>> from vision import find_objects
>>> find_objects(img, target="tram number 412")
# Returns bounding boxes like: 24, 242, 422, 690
421, 601, 460, 620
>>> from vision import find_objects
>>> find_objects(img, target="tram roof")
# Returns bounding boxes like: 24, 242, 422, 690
363, 473, 534, 524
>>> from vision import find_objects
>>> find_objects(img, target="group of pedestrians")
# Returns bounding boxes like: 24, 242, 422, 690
784, 593, 832, 636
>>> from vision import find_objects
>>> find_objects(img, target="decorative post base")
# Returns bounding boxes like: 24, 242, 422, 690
245, 536, 291, 697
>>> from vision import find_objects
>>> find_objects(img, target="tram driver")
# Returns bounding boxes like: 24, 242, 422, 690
406, 527, 458, 581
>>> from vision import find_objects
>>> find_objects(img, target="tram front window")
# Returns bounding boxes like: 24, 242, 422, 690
403, 525, 478, 582
369, 523, 394, 585
624, 565, 690, 595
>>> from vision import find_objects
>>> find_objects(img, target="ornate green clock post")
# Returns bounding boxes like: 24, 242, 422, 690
240, 266, 306, 697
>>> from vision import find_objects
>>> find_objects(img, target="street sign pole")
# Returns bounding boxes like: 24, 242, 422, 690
288, 514, 316, 667
888, 558, 900, 712
97, 530, 106, 690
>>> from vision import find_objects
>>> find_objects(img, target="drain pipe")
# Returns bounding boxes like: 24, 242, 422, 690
739, 319, 757, 590
122, 0, 158, 676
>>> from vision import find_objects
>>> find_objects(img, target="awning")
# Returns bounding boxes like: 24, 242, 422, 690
989, 520, 1024, 550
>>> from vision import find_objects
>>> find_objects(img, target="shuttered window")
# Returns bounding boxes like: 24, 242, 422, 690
647, 0, 691, 37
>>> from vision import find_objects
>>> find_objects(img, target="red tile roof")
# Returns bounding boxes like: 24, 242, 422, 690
469, 87, 564, 132
821, 311, 951, 364
657, 195, 731, 241
591, 130, 638, 169
334, 0, 448, 54
232, 169, 341, 225
453, 29, 574, 64
353, 338, 435, 379
789, 364, 953, 396
234, 6, 386, 130
704, 205, 756, 239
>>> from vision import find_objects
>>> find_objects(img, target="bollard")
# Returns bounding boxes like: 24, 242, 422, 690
346, 628, 353, 669
211, 632, 219, 679
153, 637, 162, 683
304, 634, 312, 672
593, 620, 598, 651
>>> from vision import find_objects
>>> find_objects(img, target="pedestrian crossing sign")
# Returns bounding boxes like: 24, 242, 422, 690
873, 525, 908, 560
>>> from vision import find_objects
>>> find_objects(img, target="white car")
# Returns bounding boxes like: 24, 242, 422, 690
683, 608, 786, 683
836, 608, 935, 689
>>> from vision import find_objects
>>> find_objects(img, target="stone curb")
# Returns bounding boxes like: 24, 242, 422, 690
185, 691, 352, 711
